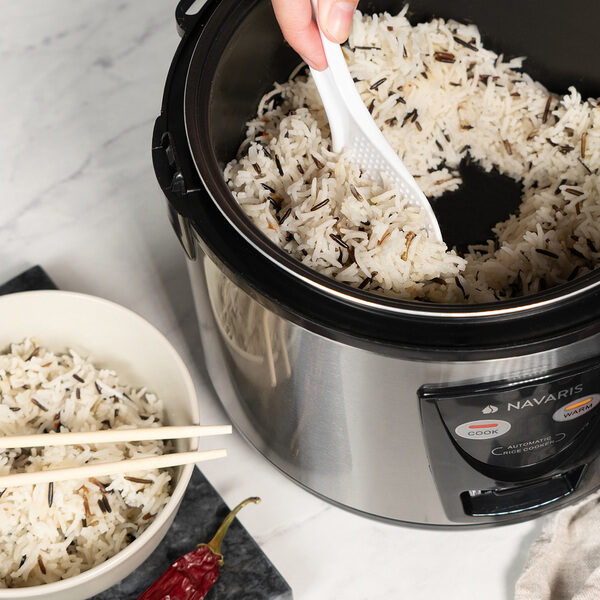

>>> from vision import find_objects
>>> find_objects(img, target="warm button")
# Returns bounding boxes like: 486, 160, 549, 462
553, 394, 600, 422
455, 420, 511, 440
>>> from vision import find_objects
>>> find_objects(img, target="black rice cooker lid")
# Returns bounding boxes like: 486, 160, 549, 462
153, 0, 600, 359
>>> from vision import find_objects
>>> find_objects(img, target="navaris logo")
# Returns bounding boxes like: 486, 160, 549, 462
506, 383, 584, 411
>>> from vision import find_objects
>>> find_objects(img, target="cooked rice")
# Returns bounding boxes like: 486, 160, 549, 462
0, 339, 171, 587
225, 9, 599, 303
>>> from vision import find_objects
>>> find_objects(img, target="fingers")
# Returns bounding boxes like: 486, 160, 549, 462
317, 0, 359, 44
271, 0, 327, 70
272, 0, 359, 70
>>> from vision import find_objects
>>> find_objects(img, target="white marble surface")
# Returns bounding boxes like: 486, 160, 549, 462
0, 2, 546, 598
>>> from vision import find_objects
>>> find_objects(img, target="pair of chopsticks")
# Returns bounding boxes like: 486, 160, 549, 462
0, 425, 231, 487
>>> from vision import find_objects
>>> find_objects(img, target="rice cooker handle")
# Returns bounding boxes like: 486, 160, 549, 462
152, 115, 197, 260
175, 0, 213, 36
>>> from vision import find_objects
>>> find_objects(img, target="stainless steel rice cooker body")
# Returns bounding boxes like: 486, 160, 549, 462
153, 0, 600, 525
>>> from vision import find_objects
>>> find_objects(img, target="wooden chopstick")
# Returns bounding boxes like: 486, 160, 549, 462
0, 425, 232, 449
0, 449, 227, 487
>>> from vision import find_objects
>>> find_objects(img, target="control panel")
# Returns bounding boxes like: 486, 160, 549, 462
419, 357, 600, 521
422, 358, 600, 479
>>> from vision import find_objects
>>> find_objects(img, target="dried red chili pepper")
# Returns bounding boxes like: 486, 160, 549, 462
138, 497, 260, 600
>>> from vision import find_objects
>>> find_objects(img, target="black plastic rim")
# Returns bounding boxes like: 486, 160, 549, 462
154, 0, 600, 359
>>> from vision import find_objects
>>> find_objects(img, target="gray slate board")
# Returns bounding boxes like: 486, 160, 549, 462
0, 266, 292, 600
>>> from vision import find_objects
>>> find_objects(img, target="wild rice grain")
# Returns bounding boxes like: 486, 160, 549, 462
125, 476, 153, 484
565, 188, 584, 196
401, 232, 417, 261
279, 208, 291, 224
311, 154, 324, 169
311, 198, 330, 211
330, 233, 349, 249
453, 35, 478, 51
578, 158, 592, 175
37, 556, 46, 575
31, 398, 48, 412
89, 478, 106, 490
82, 496, 92, 520
543, 96, 552, 123
350, 184, 364, 202
434, 51, 456, 63
535, 248, 559, 259
402, 109, 416, 127
275, 155, 284, 176
370, 77, 387, 90
378, 230, 391, 245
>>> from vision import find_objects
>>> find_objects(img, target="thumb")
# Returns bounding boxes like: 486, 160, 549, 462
318, 0, 359, 45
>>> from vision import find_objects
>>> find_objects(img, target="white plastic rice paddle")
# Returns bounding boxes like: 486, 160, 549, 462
309, 0, 443, 242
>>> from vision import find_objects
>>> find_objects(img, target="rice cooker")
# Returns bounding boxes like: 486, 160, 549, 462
152, 0, 600, 525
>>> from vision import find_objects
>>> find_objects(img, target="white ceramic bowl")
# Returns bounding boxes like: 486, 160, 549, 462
0, 290, 199, 600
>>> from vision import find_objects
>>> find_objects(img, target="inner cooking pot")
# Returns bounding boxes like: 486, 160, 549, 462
154, 0, 600, 358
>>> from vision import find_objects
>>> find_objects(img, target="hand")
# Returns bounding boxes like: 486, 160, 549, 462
271, 0, 359, 71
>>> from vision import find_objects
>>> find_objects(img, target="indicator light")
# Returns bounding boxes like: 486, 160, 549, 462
564, 397, 593, 412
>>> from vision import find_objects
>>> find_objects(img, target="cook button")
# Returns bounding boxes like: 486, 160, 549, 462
553, 394, 600, 422
455, 420, 511, 440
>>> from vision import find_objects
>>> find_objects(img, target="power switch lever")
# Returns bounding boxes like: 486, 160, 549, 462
461, 465, 586, 516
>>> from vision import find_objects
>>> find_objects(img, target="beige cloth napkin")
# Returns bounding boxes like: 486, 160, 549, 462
515, 490, 600, 600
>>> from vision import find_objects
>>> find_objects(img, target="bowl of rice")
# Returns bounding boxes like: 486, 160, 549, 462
0, 290, 200, 599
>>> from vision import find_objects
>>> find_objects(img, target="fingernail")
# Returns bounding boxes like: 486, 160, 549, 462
325, 2, 355, 44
